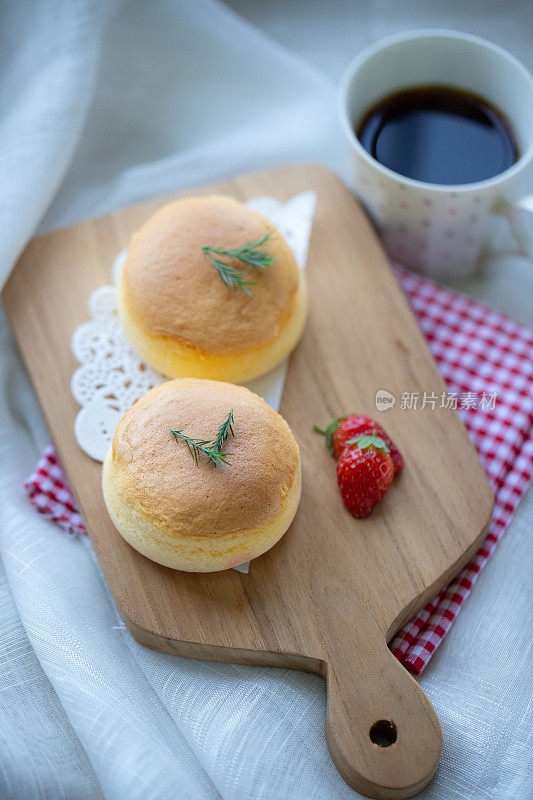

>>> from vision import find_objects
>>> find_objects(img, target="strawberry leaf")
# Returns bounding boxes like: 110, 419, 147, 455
314, 416, 345, 456
346, 434, 390, 454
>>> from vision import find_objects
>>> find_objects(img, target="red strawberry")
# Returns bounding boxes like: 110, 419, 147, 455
336, 434, 394, 519
315, 414, 404, 475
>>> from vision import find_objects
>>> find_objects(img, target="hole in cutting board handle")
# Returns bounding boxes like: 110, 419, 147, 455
369, 720, 397, 747
325, 626, 442, 796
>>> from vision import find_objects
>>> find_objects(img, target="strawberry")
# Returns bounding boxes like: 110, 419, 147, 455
315, 414, 404, 475
336, 434, 394, 519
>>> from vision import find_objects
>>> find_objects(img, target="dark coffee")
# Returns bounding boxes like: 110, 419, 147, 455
356, 86, 518, 185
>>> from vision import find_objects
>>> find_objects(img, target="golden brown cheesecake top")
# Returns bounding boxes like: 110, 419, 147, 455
120, 195, 301, 354
109, 379, 300, 537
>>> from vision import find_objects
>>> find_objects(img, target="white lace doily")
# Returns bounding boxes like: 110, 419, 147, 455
71, 191, 316, 463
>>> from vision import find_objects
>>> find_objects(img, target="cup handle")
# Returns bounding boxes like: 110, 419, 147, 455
494, 196, 533, 258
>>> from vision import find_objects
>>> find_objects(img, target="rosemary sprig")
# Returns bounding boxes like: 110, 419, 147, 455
202, 230, 276, 295
212, 408, 234, 453
169, 430, 230, 467
215, 232, 276, 270
170, 409, 235, 467
201, 256, 255, 295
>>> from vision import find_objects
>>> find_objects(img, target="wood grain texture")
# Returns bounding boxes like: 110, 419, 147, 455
2, 164, 494, 799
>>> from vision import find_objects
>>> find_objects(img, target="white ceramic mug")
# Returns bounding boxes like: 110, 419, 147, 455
339, 30, 533, 279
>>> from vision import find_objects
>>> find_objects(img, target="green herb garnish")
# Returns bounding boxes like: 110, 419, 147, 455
212, 408, 234, 453
170, 409, 235, 467
202, 231, 276, 295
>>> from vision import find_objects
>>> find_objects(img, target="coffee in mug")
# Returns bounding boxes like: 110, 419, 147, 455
356, 86, 518, 186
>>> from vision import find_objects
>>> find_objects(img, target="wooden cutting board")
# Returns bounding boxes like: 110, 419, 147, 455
2, 164, 493, 799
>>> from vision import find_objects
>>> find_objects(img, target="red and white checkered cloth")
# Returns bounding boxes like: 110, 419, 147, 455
24, 264, 533, 675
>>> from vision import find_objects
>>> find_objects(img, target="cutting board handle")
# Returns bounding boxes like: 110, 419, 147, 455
325, 622, 442, 799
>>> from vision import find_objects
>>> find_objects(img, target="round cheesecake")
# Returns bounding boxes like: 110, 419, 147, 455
102, 378, 302, 572
118, 195, 308, 383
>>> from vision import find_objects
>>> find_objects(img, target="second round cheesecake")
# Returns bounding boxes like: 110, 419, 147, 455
118, 195, 308, 383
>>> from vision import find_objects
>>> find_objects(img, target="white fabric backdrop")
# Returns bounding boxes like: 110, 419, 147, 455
0, 2, 531, 799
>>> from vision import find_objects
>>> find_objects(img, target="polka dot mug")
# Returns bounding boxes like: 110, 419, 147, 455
339, 30, 533, 280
